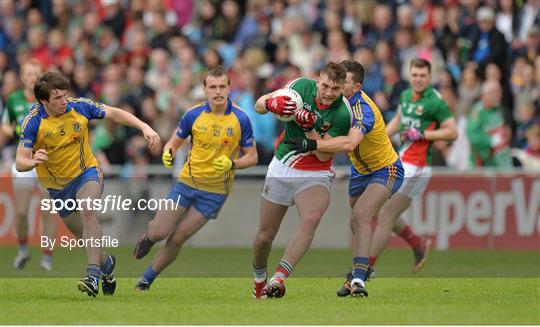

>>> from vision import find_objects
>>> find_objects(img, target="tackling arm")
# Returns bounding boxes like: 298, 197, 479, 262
316, 127, 364, 153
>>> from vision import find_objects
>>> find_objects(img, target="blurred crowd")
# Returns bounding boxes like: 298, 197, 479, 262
1, 0, 539, 171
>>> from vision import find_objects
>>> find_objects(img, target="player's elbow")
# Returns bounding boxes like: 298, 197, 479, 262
343, 141, 357, 153
15, 161, 27, 172
247, 151, 258, 167
447, 128, 459, 142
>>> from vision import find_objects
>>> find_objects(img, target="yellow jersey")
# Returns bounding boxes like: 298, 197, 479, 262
176, 100, 255, 194
19, 98, 105, 190
348, 91, 398, 174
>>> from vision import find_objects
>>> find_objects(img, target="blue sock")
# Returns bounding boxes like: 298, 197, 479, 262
19, 244, 29, 253
87, 264, 101, 283
352, 256, 369, 282
101, 254, 113, 275
142, 265, 159, 285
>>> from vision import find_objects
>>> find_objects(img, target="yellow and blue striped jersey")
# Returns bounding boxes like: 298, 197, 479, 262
19, 97, 105, 190
348, 91, 398, 174
176, 100, 254, 194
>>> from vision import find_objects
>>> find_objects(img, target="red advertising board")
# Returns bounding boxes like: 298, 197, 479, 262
396, 172, 539, 250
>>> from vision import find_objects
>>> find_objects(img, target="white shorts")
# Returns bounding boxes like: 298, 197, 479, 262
261, 157, 335, 206
396, 162, 431, 199
11, 163, 39, 188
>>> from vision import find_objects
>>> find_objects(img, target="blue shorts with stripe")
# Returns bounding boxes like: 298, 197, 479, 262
47, 167, 103, 218
166, 182, 227, 220
348, 159, 404, 198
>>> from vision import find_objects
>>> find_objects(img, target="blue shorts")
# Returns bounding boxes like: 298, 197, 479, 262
47, 167, 103, 218
349, 159, 404, 198
166, 182, 227, 220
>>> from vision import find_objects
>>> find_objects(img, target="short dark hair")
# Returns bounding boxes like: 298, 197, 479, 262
340, 60, 365, 84
34, 72, 70, 103
202, 65, 229, 86
410, 58, 432, 73
320, 61, 346, 84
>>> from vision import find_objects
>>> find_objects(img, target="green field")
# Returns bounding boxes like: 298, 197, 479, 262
1, 246, 539, 324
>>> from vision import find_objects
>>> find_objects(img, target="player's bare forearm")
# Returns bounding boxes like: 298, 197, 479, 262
103, 105, 149, 131
316, 128, 363, 153
16, 147, 47, 172
255, 93, 274, 114
386, 112, 401, 137
305, 130, 333, 160
233, 145, 258, 169
164, 131, 185, 155
103, 105, 161, 151
424, 118, 458, 142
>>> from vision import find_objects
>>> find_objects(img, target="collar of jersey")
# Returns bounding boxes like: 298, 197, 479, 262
349, 91, 363, 106
419, 86, 434, 99
203, 98, 232, 114
38, 103, 72, 118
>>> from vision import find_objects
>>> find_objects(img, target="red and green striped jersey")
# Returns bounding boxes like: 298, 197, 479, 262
274, 78, 352, 170
398, 86, 452, 166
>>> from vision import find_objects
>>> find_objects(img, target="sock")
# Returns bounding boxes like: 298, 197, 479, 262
86, 264, 101, 283
101, 254, 114, 275
399, 226, 421, 249
252, 263, 267, 283
368, 256, 377, 267
272, 259, 294, 280
18, 239, 29, 254
142, 265, 159, 285
42, 249, 53, 257
352, 256, 369, 282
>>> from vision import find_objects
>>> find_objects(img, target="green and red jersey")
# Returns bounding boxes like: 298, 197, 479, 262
398, 86, 452, 166
274, 78, 352, 170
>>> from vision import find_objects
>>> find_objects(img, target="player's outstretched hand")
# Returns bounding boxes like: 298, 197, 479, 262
33, 149, 48, 166
284, 137, 317, 155
162, 148, 174, 169
265, 95, 296, 116
212, 155, 235, 173
142, 126, 161, 152
294, 109, 316, 131
400, 128, 425, 142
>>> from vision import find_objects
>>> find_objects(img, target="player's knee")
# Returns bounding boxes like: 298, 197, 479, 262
300, 212, 322, 231
351, 214, 371, 230
256, 230, 276, 244
169, 234, 187, 247
147, 220, 169, 241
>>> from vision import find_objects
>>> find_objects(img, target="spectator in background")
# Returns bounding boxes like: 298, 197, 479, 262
354, 47, 383, 98
230, 69, 275, 164
468, 7, 508, 80
466, 80, 513, 168
455, 66, 481, 118
364, 4, 396, 48
401, 29, 445, 83
512, 123, 540, 170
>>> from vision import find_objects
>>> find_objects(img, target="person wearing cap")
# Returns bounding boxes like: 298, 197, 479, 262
468, 6, 508, 79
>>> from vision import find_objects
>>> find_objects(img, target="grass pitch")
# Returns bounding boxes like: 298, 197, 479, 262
1, 246, 539, 324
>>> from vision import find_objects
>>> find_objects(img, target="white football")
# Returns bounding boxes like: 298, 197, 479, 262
271, 88, 304, 122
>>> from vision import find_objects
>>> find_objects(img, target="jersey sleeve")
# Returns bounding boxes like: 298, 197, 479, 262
233, 108, 255, 147
176, 109, 198, 139
327, 100, 353, 138
18, 114, 39, 148
286, 78, 314, 101
71, 98, 106, 120
434, 99, 453, 123
351, 100, 375, 135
